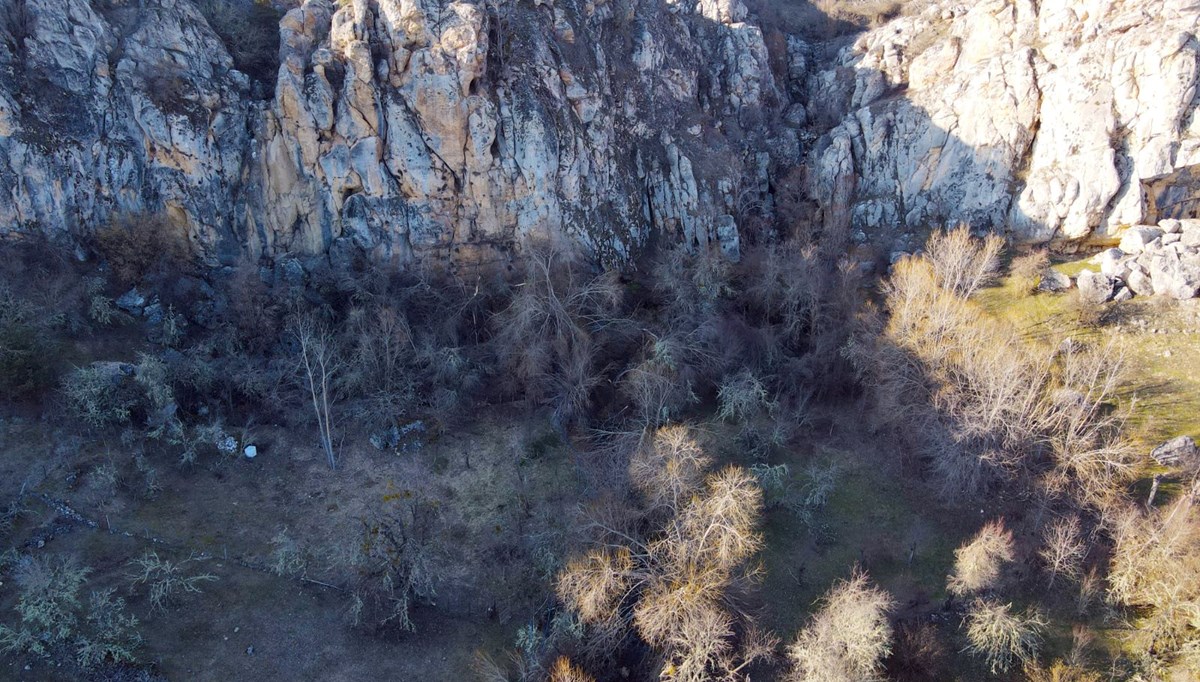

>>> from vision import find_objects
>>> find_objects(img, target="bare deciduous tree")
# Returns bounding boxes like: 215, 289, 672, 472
1039, 516, 1087, 588
888, 622, 948, 680
924, 225, 1003, 299
962, 599, 1045, 674
865, 255, 1051, 496
1040, 341, 1136, 510
628, 425, 711, 514
716, 369, 774, 423
786, 570, 895, 682
557, 547, 634, 625
948, 519, 1014, 597
291, 311, 342, 469
493, 248, 623, 426
1009, 249, 1051, 295
548, 656, 596, 682
340, 497, 438, 634
343, 304, 414, 417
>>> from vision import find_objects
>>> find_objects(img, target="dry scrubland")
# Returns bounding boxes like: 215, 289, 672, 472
0, 0, 1195, 677
1, 216, 1198, 682
1, 0, 1198, 679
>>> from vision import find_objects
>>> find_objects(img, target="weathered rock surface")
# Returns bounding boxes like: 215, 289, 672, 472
1151, 435, 1199, 468
808, 0, 1200, 247
0, 0, 251, 256
1038, 268, 1071, 292
1076, 269, 1115, 305
1, 0, 1200, 267
0, 0, 789, 267
1077, 219, 1200, 300
1120, 227, 1164, 255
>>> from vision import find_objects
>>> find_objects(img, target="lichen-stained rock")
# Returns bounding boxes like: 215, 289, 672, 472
0, 0, 783, 269
0, 0, 252, 260
1151, 435, 1199, 468
808, 0, 1200, 245
1076, 270, 1115, 305
258, 0, 782, 267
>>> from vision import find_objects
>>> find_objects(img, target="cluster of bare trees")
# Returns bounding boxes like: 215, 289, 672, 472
845, 227, 1200, 677
850, 227, 1136, 502
556, 426, 774, 681
550, 425, 914, 682
1107, 487, 1200, 677
34, 198, 1200, 681
943, 519, 1047, 674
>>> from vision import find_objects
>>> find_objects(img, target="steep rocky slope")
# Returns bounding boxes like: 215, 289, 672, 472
0, 0, 791, 268
808, 0, 1200, 249
0, 0, 1198, 268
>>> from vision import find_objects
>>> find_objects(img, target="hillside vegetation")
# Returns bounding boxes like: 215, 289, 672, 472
1, 219, 1198, 681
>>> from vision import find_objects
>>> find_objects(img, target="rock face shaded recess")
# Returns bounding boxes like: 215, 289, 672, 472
0, 0, 1198, 268
809, 0, 1200, 250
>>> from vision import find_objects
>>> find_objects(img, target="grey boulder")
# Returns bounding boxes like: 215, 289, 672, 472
1076, 270, 1115, 304
1151, 436, 1198, 468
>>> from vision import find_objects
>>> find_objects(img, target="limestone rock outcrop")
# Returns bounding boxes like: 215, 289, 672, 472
2, 0, 1200, 268
808, 0, 1200, 247
0, 0, 253, 256
1083, 219, 1200, 300
0, 0, 790, 268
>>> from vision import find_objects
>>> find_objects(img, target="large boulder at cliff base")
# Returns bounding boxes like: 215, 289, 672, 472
1076, 270, 1115, 305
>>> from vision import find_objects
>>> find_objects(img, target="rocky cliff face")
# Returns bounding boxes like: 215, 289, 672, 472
0, 0, 793, 268
0, 0, 254, 257
0, 0, 1198, 268
807, 0, 1200, 250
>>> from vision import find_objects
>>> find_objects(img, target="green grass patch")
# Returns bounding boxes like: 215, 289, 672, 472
757, 449, 965, 636
975, 265, 1090, 344
978, 257, 1200, 445
1052, 258, 1095, 279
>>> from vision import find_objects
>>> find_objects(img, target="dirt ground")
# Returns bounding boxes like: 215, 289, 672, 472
0, 405, 579, 680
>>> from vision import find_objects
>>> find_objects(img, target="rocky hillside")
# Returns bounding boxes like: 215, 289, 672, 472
0, 0, 1198, 268
0, 0, 790, 268
807, 0, 1200, 251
